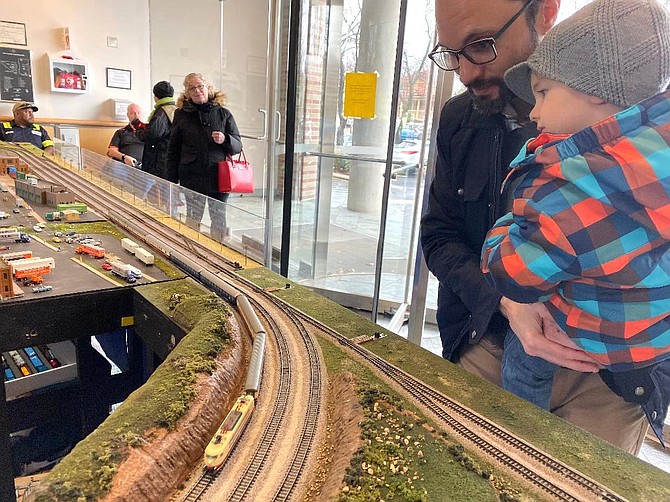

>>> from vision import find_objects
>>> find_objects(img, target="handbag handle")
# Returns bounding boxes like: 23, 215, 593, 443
227, 149, 247, 162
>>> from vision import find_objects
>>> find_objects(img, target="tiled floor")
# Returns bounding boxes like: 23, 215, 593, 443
639, 439, 670, 474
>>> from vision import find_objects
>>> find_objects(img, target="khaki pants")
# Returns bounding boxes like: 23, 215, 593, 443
459, 334, 648, 455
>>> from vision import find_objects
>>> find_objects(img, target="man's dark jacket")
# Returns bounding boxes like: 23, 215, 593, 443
420, 91, 536, 362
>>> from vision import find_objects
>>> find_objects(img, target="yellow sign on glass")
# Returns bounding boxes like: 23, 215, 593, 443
344, 72, 377, 119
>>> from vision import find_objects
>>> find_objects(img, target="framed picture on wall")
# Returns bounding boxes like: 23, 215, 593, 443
106, 67, 131, 90
0, 21, 27, 46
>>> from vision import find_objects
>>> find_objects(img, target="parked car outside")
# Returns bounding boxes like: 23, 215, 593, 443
393, 139, 420, 163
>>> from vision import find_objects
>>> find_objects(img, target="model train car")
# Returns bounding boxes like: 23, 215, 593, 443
203, 394, 255, 471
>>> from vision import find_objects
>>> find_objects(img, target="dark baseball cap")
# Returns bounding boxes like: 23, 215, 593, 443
13, 101, 38, 113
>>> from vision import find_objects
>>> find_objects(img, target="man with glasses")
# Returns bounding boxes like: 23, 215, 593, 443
420, 0, 648, 453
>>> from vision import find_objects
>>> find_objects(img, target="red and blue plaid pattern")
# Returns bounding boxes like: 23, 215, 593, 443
482, 90, 670, 371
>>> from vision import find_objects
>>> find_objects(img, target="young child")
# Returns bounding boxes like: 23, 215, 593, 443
481, 0, 670, 445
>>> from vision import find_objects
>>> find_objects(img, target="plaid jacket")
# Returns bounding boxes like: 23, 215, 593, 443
482, 90, 670, 372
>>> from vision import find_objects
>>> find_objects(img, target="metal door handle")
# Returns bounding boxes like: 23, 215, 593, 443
275, 111, 281, 142
257, 108, 268, 140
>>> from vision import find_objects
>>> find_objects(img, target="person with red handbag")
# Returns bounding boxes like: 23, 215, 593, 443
167, 72, 242, 240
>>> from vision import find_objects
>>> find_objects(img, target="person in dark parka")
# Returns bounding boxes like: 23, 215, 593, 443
130, 81, 175, 209
135, 80, 177, 180
167, 73, 242, 239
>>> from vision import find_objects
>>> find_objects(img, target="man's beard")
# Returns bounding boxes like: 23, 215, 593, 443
468, 77, 515, 115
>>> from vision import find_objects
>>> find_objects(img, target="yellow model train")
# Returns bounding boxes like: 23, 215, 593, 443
203, 394, 255, 471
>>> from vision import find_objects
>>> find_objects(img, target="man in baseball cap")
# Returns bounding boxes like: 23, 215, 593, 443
1, 101, 54, 154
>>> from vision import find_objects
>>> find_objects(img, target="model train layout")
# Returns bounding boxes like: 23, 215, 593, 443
2, 145, 666, 502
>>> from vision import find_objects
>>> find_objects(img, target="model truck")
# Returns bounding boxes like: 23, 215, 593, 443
0, 229, 31, 243
121, 238, 139, 254
126, 264, 142, 279
1, 251, 33, 261
45, 211, 62, 221
134, 247, 154, 265
0, 228, 30, 243
11, 258, 54, 285
75, 244, 106, 258
9, 257, 55, 274
110, 261, 137, 283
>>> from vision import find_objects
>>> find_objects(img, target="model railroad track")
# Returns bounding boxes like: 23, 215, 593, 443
226, 297, 323, 502
275, 304, 628, 502
272, 306, 322, 501
384, 362, 624, 502
226, 298, 292, 502
181, 471, 218, 502
24, 152, 327, 501
22, 152, 242, 272
19, 152, 624, 500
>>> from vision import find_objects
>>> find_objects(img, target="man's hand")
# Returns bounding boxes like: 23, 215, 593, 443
123, 155, 137, 167
499, 297, 601, 372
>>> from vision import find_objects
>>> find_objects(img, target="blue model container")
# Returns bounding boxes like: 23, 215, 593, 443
24, 347, 48, 372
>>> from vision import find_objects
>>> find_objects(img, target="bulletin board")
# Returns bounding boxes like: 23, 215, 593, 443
0, 46, 34, 102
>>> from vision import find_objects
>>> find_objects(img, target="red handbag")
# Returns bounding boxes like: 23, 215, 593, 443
218, 151, 253, 193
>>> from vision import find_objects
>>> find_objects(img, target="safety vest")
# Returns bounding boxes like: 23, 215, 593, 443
2, 122, 53, 149
2, 121, 42, 132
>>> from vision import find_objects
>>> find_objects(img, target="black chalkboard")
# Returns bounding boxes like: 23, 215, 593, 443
0, 46, 34, 102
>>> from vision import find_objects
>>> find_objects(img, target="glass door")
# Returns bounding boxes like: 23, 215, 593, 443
151, 0, 440, 343
281, 0, 438, 326
219, 0, 287, 265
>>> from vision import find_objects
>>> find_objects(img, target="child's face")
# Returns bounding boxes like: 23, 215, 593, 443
529, 72, 605, 135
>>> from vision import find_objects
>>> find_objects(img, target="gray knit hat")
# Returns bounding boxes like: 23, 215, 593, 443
505, 0, 670, 109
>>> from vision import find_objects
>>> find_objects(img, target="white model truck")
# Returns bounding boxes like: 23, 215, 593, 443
121, 238, 139, 254
110, 261, 137, 283
134, 247, 154, 265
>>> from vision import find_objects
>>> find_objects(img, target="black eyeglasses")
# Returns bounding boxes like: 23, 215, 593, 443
429, 0, 535, 72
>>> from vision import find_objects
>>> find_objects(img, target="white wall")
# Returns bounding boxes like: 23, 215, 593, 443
148, 0, 270, 188
148, 0, 221, 103
149, 0, 269, 137
0, 0, 152, 122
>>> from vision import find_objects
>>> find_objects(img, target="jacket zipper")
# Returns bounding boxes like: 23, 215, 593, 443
489, 130, 502, 228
